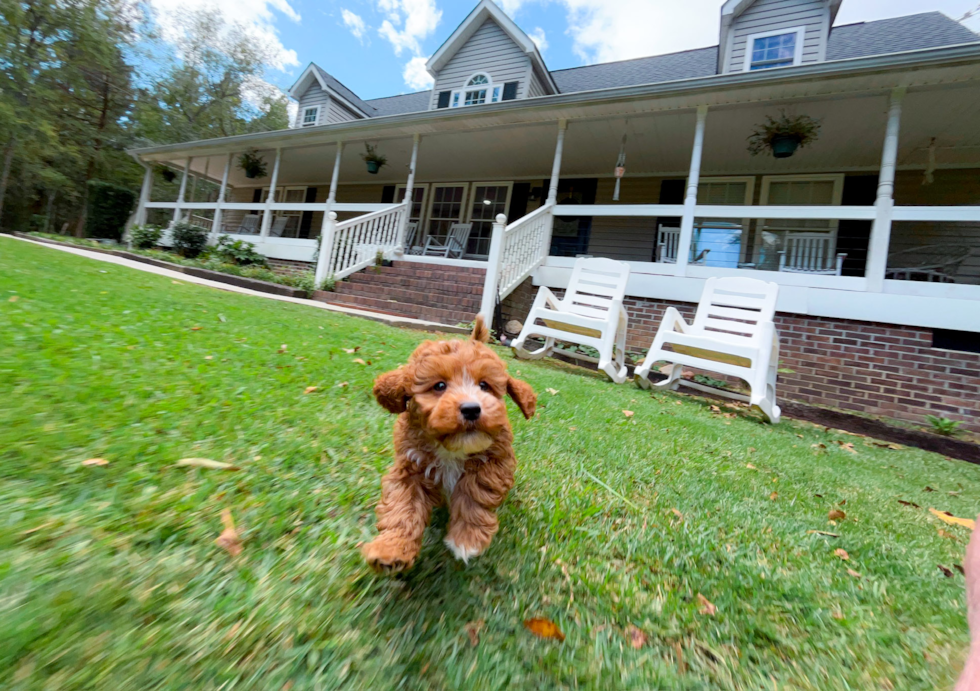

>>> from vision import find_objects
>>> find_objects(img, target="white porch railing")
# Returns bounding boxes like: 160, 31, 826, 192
479, 203, 554, 319
317, 202, 408, 283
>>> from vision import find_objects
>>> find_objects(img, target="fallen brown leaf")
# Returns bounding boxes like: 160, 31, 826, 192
697, 593, 717, 616
834, 548, 850, 561
846, 568, 861, 579
748, 447, 757, 454
807, 530, 839, 537
928, 508, 976, 530
304, 386, 319, 394
626, 624, 647, 649
191, 326, 202, 331
832, 610, 845, 620
176, 458, 239, 471
746, 463, 757, 470
464, 619, 484, 647
828, 509, 846, 521
342, 347, 360, 354
9, 295, 19, 302
837, 441, 857, 454
872, 442, 904, 450
938, 564, 955, 578
710, 405, 721, 413
524, 618, 564, 642
352, 358, 367, 365
924, 486, 936, 492
938, 528, 957, 540
770, 491, 778, 501
812, 443, 827, 450
546, 388, 559, 395
82, 458, 109, 467
955, 564, 966, 576
336, 381, 349, 388
898, 500, 920, 508
670, 508, 684, 521
622, 410, 634, 418
216, 509, 242, 556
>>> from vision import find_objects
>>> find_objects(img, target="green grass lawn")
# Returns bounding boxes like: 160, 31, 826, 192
2, 236, 979, 690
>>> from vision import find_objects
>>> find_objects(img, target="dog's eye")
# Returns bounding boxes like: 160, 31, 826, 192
433, 382, 447, 392
479, 381, 492, 392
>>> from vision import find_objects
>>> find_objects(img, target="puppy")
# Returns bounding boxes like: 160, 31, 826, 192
362, 317, 536, 572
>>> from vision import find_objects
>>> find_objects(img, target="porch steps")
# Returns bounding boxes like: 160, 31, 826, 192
314, 261, 485, 326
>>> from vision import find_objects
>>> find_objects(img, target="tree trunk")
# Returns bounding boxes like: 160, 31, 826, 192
0, 136, 16, 232
44, 189, 56, 233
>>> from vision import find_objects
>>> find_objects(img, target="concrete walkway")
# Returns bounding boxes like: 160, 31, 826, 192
7, 235, 469, 334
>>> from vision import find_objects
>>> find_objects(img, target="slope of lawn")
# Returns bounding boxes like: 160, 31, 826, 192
2, 236, 979, 690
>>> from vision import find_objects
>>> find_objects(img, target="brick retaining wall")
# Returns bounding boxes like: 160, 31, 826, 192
267, 258, 314, 277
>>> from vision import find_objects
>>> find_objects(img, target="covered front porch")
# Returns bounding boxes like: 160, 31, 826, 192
132, 53, 980, 335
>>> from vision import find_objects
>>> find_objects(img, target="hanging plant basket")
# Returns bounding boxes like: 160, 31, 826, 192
361, 143, 387, 175
238, 148, 268, 179
747, 111, 821, 159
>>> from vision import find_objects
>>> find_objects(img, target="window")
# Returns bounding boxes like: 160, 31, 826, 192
743, 27, 805, 71
691, 177, 754, 267
301, 106, 319, 127
450, 73, 504, 108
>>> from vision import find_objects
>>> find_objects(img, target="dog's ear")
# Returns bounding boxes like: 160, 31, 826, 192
506, 376, 537, 420
471, 315, 490, 344
373, 368, 411, 414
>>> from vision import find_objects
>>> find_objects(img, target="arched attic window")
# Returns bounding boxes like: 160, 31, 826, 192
451, 72, 503, 108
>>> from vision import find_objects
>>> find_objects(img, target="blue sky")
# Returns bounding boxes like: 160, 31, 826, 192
148, 0, 980, 104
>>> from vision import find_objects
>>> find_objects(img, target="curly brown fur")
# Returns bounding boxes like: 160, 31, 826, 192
362, 316, 536, 572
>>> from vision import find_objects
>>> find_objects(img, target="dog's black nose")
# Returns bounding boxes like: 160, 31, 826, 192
460, 402, 482, 421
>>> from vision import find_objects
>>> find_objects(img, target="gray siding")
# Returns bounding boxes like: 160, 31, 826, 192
430, 18, 531, 109
726, 0, 828, 73
325, 99, 359, 124
527, 71, 547, 98
295, 85, 330, 127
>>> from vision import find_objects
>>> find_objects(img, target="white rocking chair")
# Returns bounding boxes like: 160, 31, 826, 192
778, 232, 846, 275
512, 257, 631, 383
423, 222, 471, 258
633, 276, 782, 423
656, 226, 680, 263
236, 214, 260, 235
403, 222, 424, 255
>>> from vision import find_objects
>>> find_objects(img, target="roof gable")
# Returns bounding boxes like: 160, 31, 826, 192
288, 63, 375, 118
426, 0, 557, 94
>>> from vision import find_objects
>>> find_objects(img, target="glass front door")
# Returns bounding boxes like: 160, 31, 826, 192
466, 184, 511, 257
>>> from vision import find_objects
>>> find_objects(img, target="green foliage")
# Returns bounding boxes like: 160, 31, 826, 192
926, 415, 963, 436
319, 275, 337, 292
361, 143, 388, 169
84, 181, 136, 240
237, 149, 268, 179
747, 110, 821, 156
292, 271, 317, 297
693, 374, 730, 389
3, 236, 979, 690
170, 221, 209, 258
214, 234, 267, 266
129, 224, 164, 249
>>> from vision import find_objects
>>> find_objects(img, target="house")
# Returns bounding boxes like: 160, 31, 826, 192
129, 0, 980, 433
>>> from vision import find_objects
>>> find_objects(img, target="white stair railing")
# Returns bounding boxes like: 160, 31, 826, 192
315, 202, 408, 285
479, 203, 554, 320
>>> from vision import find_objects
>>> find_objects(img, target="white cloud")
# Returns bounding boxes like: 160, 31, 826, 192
341, 9, 368, 42
148, 0, 301, 70
528, 26, 547, 52
403, 55, 434, 89
495, 0, 526, 15
376, 0, 442, 56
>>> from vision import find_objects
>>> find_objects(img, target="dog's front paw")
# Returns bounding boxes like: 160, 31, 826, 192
444, 525, 493, 564
362, 534, 418, 574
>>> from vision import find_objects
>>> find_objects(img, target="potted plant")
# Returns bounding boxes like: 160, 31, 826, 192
361, 143, 387, 174
747, 111, 821, 158
158, 166, 177, 183
238, 149, 268, 179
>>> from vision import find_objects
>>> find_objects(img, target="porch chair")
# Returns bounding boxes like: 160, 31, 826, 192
778, 232, 846, 275
403, 222, 423, 255
656, 226, 679, 263
269, 216, 288, 238
511, 257, 631, 383
423, 222, 472, 258
633, 276, 782, 423
236, 214, 260, 235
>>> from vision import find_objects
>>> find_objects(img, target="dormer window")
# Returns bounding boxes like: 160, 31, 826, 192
301, 106, 320, 127
744, 27, 805, 71
450, 73, 503, 108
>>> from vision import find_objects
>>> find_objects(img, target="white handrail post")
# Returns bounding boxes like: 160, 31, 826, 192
260, 148, 282, 240
135, 162, 152, 226
677, 105, 708, 275
212, 152, 231, 242
397, 134, 421, 254
173, 157, 192, 224
540, 119, 567, 260
314, 212, 338, 288
479, 213, 507, 322
867, 87, 905, 292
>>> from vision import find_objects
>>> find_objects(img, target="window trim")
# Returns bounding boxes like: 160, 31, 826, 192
695, 176, 756, 264
465, 181, 514, 258
756, 173, 844, 266
394, 182, 430, 225
450, 72, 503, 108
742, 26, 806, 72
300, 105, 320, 127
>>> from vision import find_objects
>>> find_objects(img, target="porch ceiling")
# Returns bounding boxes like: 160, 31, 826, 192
168, 80, 980, 188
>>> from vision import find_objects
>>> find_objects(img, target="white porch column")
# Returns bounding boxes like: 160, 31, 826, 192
212, 153, 232, 240
135, 163, 153, 226
479, 213, 508, 321
546, 119, 568, 205
867, 87, 905, 292
397, 133, 421, 252
260, 148, 282, 239
314, 142, 344, 287
676, 105, 708, 274
173, 157, 192, 224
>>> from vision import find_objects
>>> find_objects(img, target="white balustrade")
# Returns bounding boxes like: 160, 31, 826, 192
479, 203, 554, 319
318, 202, 408, 281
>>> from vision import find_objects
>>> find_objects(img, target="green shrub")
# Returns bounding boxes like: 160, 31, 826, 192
171, 221, 210, 258
214, 235, 267, 266
291, 271, 316, 297
130, 224, 164, 249
319, 275, 336, 292
85, 180, 136, 241
926, 415, 962, 436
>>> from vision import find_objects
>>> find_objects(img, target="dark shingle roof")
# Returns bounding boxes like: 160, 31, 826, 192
826, 12, 979, 61
312, 64, 377, 115
365, 90, 433, 117
303, 12, 978, 119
